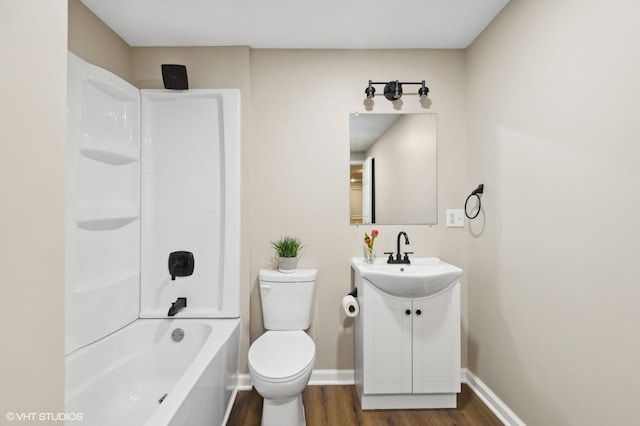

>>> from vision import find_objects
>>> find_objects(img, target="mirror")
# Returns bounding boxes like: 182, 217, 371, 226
349, 113, 437, 225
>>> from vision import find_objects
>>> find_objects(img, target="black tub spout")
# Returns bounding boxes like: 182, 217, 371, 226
168, 297, 187, 317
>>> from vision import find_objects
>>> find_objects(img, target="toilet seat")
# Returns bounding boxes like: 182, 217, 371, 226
249, 330, 315, 383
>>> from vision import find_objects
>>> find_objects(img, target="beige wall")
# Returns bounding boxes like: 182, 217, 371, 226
0, 0, 67, 418
466, 0, 640, 424
130, 46, 250, 91
68, 0, 131, 83
249, 49, 468, 370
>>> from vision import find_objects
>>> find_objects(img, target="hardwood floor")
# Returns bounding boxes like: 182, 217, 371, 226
227, 384, 503, 425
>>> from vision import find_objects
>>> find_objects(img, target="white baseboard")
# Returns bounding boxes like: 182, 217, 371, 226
463, 369, 526, 426
237, 368, 355, 391
309, 369, 355, 385
237, 373, 252, 391
239, 367, 524, 426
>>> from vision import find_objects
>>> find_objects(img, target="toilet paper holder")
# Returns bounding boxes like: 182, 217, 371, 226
342, 289, 360, 318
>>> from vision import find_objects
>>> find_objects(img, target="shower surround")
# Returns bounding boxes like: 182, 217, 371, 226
65, 52, 241, 425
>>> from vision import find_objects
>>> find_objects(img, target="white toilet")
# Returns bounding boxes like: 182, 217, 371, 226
248, 269, 317, 426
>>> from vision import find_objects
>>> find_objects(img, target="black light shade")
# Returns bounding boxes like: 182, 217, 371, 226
365, 80, 376, 98
418, 81, 430, 98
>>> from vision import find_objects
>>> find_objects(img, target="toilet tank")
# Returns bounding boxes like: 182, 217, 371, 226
258, 269, 317, 330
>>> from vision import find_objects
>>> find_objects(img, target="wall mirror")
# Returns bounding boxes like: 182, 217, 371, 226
349, 113, 437, 225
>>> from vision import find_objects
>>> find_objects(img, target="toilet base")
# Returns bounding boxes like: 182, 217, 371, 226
261, 393, 305, 426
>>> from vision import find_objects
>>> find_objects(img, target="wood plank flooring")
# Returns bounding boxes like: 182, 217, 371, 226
227, 384, 503, 425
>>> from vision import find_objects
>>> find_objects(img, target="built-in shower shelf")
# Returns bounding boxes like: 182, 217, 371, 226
76, 205, 139, 231
80, 133, 139, 165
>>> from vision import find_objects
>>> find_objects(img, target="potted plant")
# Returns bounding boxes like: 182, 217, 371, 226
271, 236, 304, 273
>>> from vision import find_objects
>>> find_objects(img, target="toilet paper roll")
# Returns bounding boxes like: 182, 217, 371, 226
342, 295, 359, 318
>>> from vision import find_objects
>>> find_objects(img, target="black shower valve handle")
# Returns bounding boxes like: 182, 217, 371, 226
168, 251, 195, 281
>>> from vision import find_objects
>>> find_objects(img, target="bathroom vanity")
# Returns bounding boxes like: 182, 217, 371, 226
351, 257, 462, 409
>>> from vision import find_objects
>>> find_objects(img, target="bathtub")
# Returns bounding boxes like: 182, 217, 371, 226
65, 318, 240, 426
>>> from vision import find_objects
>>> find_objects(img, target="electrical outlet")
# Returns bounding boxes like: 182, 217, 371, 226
446, 209, 464, 228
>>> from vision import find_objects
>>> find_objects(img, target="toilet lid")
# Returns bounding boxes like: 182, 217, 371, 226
249, 331, 315, 380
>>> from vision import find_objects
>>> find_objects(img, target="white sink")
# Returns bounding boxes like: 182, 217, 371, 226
351, 256, 463, 298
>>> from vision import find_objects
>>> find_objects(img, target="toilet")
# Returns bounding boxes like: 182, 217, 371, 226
248, 269, 317, 426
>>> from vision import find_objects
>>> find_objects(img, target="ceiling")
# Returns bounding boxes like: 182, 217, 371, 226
81, 0, 511, 49
350, 113, 400, 152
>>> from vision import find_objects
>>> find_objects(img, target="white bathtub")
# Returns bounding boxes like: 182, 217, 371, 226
65, 318, 240, 426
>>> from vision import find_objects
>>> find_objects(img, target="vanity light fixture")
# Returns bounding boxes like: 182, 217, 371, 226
365, 80, 429, 101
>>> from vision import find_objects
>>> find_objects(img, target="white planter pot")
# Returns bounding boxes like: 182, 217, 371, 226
277, 257, 298, 273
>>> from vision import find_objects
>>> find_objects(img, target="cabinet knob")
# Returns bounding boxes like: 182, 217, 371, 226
405, 309, 411, 315
416, 309, 422, 316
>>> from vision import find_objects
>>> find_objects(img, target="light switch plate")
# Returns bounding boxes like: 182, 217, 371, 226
446, 209, 464, 228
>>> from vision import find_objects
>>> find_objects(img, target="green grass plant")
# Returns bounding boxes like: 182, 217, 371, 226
271, 236, 303, 258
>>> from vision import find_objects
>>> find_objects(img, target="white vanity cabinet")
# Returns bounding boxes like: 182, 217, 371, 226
353, 268, 461, 409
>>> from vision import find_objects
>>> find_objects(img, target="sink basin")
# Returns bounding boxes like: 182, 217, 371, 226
351, 257, 463, 298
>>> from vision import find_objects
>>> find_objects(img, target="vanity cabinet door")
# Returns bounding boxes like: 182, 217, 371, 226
412, 282, 461, 394
363, 285, 413, 394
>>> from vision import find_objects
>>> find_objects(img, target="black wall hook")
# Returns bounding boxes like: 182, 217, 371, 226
471, 184, 484, 195
465, 184, 484, 219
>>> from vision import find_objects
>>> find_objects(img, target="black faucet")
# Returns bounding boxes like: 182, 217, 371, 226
168, 297, 187, 317
386, 231, 412, 264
